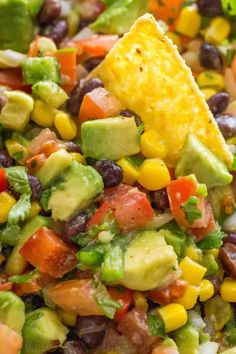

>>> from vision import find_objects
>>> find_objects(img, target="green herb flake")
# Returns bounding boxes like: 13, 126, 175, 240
147, 313, 166, 338
182, 196, 202, 224
197, 230, 225, 249
93, 279, 121, 319
9, 268, 38, 284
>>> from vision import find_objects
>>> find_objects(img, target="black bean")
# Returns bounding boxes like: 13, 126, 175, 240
219, 243, 236, 278
64, 141, 82, 154
215, 114, 236, 139
40, 20, 68, 45
38, 0, 61, 25
150, 188, 170, 211
55, 340, 87, 354
199, 43, 222, 70
63, 212, 89, 243
207, 92, 229, 116
94, 160, 123, 188
27, 175, 42, 201
206, 276, 221, 295
83, 57, 104, 72
66, 78, 104, 116
196, 0, 223, 16
223, 233, 236, 245
22, 294, 44, 312
78, 19, 93, 31
0, 149, 13, 167
75, 316, 108, 349
120, 109, 142, 126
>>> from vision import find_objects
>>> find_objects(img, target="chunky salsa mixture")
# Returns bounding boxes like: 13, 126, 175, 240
0, 0, 236, 354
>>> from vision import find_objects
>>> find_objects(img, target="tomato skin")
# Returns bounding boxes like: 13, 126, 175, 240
0, 69, 24, 90
25, 153, 47, 174
86, 201, 111, 229
191, 203, 217, 241
13, 278, 40, 297
109, 287, 133, 322
0, 169, 7, 192
148, 280, 187, 306
74, 35, 119, 57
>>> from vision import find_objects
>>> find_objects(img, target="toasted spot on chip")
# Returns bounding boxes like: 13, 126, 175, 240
92, 14, 232, 167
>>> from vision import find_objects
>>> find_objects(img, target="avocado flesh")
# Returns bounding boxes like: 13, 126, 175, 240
0, 291, 25, 333
120, 230, 179, 291
0, 0, 34, 53
48, 161, 104, 221
175, 134, 232, 188
174, 324, 199, 354
81, 117, 141, 161
22, 308, 68, 354
90, 0, 148, 34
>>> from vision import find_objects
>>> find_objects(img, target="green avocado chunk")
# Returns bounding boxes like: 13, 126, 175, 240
175, 134, 232, 188
0, 291, 25, 333
22, 308, 68, 354
0, 0, 34, 53
90, 0, 148, 34
22, 57, 61, 84
81, 116, 141, 160
32, 81, 68, 109
174, 324, 199, 354
120, 230, 179, 291
47, 161, 104, 221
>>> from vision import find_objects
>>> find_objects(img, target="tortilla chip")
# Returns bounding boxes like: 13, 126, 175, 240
92, 14, 232, 167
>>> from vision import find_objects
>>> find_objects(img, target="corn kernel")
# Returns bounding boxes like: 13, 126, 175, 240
137, 158, 170, 191
134, 291, 148, 312
200, 88, 217, 100
68, 11, 80, 37
31, 100, 56, 127
185, 246, 203, 263
166, 31, 182, 52
0, 192, 16, 224
54, 112, 77, 140
221, 277, 236, 302
27, 201, 42, 220
199, 279, 214, 302
157, 303, 188, 333
179, 257, 207, 286
205, 17, 231, 44
70, 152, 86, 165
176, 5, 201, 38
57, 308, 77, 326
5, 139, 28, 164
208, 248, 219, 258
175, 284, 199, 309
117, 158, 139, 185
197, 71, 225, 91
140, 130, 168, 159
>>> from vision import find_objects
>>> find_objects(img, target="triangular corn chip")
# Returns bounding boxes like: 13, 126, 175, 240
92, 14, 233, 167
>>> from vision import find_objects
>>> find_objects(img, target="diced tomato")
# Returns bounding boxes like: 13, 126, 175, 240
79, 87, 122, 123
191, 203, 217, 241
13, 278, 41, 297
19, 227, 77, 278
86, 201, 111, 230
55, 49, 77, 92
28, 128, 57, 156
232, 54, 236, 81
148, 280, 187, 306
47, 279, 103, 316
149, 0, 184, 30
74, 34, 118, 57
28, 36, 55, 57
0, 69, 24, 90
0, 323, 23, 354
26, 153, 47, 175
152, 342, 179, 354
38, 140, 64, 157
0, 282, 12, 291
109, 287, 133, 322
0, 169, 7, 192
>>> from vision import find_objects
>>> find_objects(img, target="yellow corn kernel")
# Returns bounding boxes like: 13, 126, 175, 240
208, 248, 219, 258
200, 88, 217, 100
0, 192, 16, 224
54, 112, 77, 140
199, 279, 214, 302
205, 17, 231, 44
134, 291, 148, 312
70, 152, 86, 165
117, 158, 139, 185
5, 139, 28, 164
175, 284, 199, 309
157, 303, 188, 333
185, 246, 203, 263
179, 257, 207, 286
166, 31, 182, 52
27, 201, 42, 220
196, 71, 225, 91
221, 277, 236, 302
140, 130, 168, 159
31, 100, 56, 127
68, 11, 80, 37
176, 5, 201, 38
58, 308, 77, 327
137, 158, 170, 191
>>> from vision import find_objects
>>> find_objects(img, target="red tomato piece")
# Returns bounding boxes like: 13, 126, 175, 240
191, 203, 217, 241
0, 69, 25, 90
19, 227, 77, 278
25, 154, 47, 175
109, 287, 133, 322
148, 280, 187, 306
13, 277, 41, 297
86, 201, 111, 229
0, 323, 23, 354
0, 169, 7, 192
55, 49, 77, 91
74, 34, 118, 57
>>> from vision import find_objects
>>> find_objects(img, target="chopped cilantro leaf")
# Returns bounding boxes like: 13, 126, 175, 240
182, 196, 202, 225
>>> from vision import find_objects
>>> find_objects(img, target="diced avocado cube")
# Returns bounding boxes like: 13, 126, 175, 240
22, 57, 61, 85
164, 229, 186, 258
90, 0, 148, 34
47, 161, 104, 221
174, 324, 199, 354
201, 253, 218, 277
120, 230, 178, 291
28, 0, 43, 16
0, 91, 34, 131
0, 0, 34, 53
204, 296, 233, 331
175, 134, 232, 188
32, 81, 68, 108
36, 149, 73, 187
0, 291, 25, 333
82, 117, 141, 160
208, 185, 234, 220
22, 308, 68, 354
